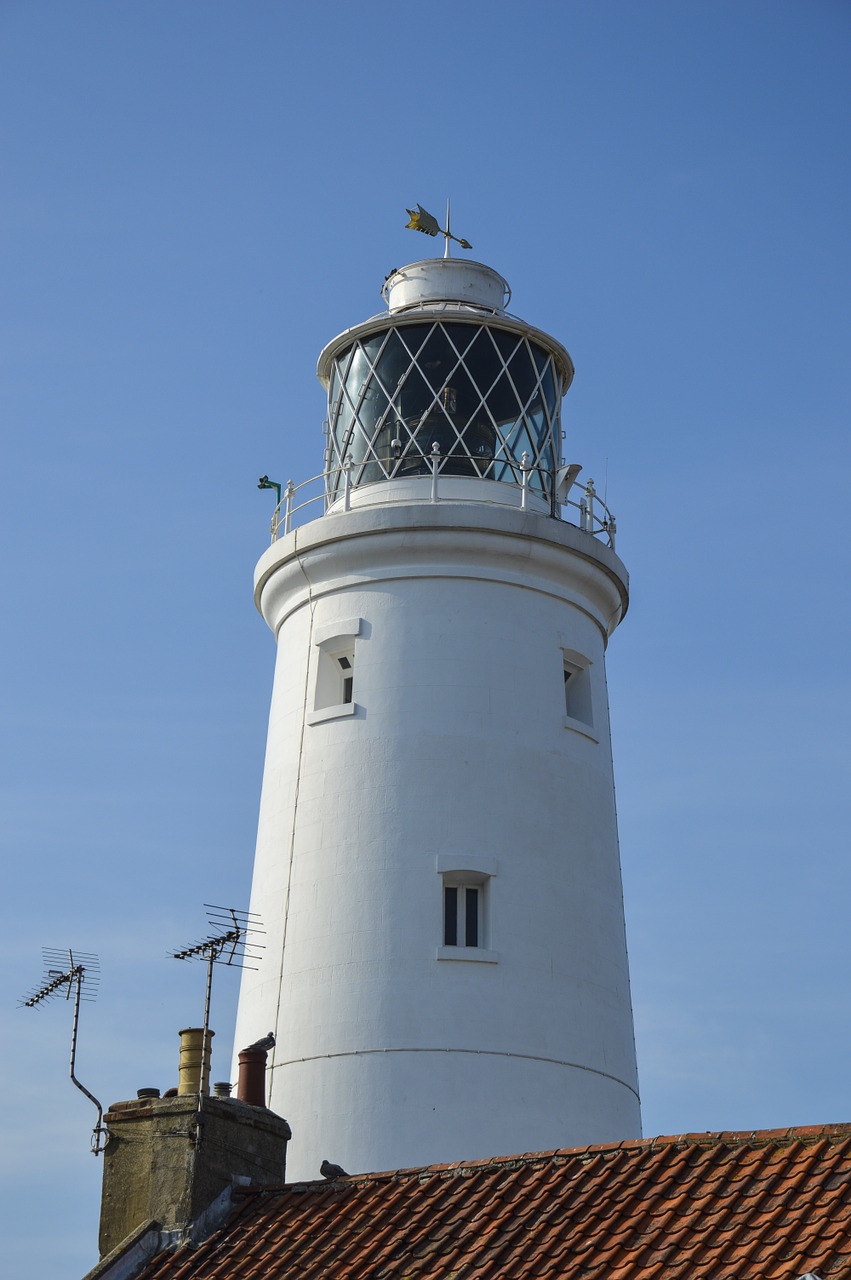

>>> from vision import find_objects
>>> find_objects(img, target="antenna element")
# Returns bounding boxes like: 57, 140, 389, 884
171, 905, 264, 1087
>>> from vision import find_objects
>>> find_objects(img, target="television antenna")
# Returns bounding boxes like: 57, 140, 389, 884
171, 904, 264, 1079
21, 948, 107, 1154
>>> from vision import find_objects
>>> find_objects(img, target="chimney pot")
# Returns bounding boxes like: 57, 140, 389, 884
236, 1049, 268, 1107
178, 1027, 214, 1096
213, 1081, 233, 1098
136, 1087, 160, 1099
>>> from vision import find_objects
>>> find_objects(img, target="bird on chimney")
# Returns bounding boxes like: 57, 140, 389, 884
320, 1159, 349, 1179
243, 1032, 276, 1052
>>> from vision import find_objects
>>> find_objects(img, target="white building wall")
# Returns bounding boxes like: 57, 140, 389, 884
233, 501, 640, 1179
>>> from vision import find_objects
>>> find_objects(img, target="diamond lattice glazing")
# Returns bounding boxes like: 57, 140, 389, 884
325, 320, 562, 504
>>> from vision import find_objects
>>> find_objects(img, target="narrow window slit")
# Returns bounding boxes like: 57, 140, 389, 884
465, 887, 479, 948
444, 887, 458, 946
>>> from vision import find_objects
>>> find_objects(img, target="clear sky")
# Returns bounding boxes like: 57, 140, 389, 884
2, 2, 849, 1276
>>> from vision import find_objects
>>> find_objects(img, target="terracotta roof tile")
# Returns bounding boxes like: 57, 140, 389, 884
132, 1123, 851, 1280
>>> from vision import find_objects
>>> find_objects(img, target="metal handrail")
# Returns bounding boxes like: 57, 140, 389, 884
265, 452, 616, 550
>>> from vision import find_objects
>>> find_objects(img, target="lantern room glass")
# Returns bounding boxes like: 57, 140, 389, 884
325, 320, 562, 506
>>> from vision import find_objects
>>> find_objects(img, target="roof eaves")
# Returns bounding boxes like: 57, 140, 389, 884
81, 1220, 181, 1280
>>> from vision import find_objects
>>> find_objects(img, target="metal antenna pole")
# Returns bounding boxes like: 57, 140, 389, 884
66, 955, 107, 1153
202, 947, 215, 1066
21, 947, 106, 1154
200, 907, 238, 1074
195, 945, 218, 1153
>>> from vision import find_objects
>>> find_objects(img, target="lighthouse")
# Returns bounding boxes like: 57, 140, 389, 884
233, 236, 641, 1180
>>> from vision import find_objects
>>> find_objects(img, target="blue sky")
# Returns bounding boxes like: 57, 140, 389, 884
2, 2, 849, 1275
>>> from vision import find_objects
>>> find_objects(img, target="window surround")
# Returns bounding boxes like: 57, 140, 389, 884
436, 855, 498, 964
306, 617, 363, 726
559, 640, 598, 743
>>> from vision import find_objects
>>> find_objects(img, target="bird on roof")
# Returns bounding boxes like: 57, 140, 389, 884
243, 1032, 276, 1052
320, 1159, 349, 1179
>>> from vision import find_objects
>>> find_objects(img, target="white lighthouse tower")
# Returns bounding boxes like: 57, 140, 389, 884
233, 241, 641, 1180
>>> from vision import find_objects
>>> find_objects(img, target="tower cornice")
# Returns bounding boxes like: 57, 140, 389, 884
254, 502, 629, 644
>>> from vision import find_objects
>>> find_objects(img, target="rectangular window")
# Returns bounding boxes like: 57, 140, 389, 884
443, 883, 480, 948
312, 645, 356, 715
436, 861, 497, 963
561, 646, 594, 731
306, 618, 364, 726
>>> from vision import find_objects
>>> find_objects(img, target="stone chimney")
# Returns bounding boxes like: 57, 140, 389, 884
97, 1031, 290, 1260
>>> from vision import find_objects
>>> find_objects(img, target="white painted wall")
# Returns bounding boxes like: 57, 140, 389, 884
233, 501, 640, 1180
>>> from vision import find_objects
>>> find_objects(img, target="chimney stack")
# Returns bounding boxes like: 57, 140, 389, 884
97, 1031, 290, 1261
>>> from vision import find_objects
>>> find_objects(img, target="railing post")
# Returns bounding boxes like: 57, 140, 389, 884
323, 452, 333, 513
520, 451, 530, 511
284, 480, 295, 535
343, 455, 353, 512
583, 478, 596, 533
430, 442, 441, 503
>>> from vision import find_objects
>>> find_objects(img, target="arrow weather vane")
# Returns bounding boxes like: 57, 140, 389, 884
405, 201, 472, 257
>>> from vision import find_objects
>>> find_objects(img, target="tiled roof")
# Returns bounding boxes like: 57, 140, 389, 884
135, 1123, 851, 1280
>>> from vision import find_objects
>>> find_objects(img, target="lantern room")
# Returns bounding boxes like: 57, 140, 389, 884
317, 257, 575, 515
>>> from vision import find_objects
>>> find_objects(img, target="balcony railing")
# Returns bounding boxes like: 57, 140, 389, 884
262, 449, 616, 550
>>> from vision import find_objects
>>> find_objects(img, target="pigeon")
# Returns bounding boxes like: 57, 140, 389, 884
243, 1032, 276, 1053
320, 1159, 349, 1179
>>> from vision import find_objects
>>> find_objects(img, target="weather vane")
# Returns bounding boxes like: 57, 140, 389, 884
405, 201, 472, 257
